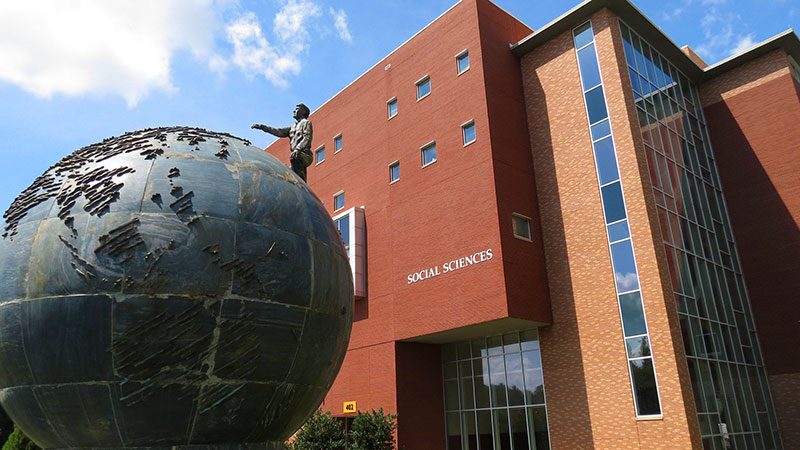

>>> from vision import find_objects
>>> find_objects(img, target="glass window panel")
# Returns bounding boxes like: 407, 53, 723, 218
573, 22, 593, 48
520, 330, 539, 350
458, 341, 471, 360
585, 86, 609, 124
422, 143, 437, 166
506, 353, 525, 406
529, 406, 550, 450
512, 214, 532, 240
473, 359, 491, 408
444, 362, 458, 380
457, 52, 470, 74
315, 147, 325, 164
335, 215, 350, 249
619, 291, 647, 336
445, 379, 460, 410
334, 135, 342, 152
628, 68, 642, 94
601, 181, 627, 223
577, 44, 602, 89
477, 411, 493, 450
462, 411, 478, 450
509, 408, 530, 450
591, 119, 612, 141
461, 377, 475, 410
387, 99, 398, 117
611, 240, 640, 293
487, 336, 503, 355
593, 137, 620, 185
471, 338, 487, 358
630, 358, 662, 415
492, 409, 512, 450
626, 336, 652, 358
447, 412, 463, 450
389, 162, 400, 182
462, 122, 476, 144
503, 333, 521, 353
489, 355, 507, 407
523, 364, 545, 405
443, 344, 457, 362
417, 77, 431, 99
334, 192, 345, 210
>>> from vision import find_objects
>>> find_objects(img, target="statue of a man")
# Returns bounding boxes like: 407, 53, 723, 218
252, 103, 313, 182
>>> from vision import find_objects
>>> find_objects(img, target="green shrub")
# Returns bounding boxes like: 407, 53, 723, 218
2, 426, 40, 450
349, 408, 397, 450
287, 409, 347, 450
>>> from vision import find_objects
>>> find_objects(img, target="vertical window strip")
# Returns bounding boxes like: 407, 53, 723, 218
573, 20, 663, 418
619, 19, 784, 449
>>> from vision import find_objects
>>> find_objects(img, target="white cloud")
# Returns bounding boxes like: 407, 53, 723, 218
273, 0, 321, 46
225, 0, 322, 86
0, 0, 351, 105
0, 0, 225, 107
615, 272, 639, 292
662, 0, 694, 21
694, 7, 755, 61
226, 12, 300, 87
330, 8, 353, 42
731, 34, 756, 55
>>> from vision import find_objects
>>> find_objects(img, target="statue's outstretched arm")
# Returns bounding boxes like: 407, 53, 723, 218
251, 124, 290, 138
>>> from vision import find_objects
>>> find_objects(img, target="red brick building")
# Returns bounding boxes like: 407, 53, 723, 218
266, 0, 800, 448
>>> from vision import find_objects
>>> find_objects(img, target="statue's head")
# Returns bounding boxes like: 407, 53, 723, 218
293, 103, 310, 120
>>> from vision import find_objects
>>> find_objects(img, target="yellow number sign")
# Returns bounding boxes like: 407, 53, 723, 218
343, 401, 357, 414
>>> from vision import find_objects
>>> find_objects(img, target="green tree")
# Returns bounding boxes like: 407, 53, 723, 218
287, 409, 346, 450
2, 426, 40, 450
349, 408, 398, 450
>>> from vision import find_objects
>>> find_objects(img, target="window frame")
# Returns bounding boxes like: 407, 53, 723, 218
461, 119, 476, 146
387, 97, 398, 119
420, 140, 437, 168
512, 213, 533, 242
388, 160, 400, 184
334, 134, 343, 153
333, 190, 345, 212
315, 145, 325, 165
416, 75, 431, 101
455, 49, 470, 75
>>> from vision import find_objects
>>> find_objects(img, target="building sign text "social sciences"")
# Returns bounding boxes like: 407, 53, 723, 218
407, 248, 493, 284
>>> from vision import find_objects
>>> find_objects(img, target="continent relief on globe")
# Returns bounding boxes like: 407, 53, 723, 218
0, 127, 353, 449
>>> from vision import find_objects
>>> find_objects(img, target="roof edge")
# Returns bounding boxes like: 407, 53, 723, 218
511, 0, 703, 80
702, 29, 800, 80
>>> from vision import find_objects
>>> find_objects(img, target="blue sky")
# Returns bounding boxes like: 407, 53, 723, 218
1, 0, 798, 211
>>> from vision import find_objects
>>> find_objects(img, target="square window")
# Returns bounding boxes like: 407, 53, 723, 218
462, 120, 476, 145
387, 97, 398, 118
389, 161, 400, 183
315, 145, 325, 164
334, 134, 343, 152
416, 76, 431, 100
456, 50, 470, 74
421, 142, 437, 167
334, 191, 345, 211
512, 214, 532, 241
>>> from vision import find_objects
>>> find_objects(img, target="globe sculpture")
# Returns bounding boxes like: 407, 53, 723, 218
0, 127, 353, 449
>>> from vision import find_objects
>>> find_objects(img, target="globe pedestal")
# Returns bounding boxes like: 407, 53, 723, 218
0, 127, 353, 448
